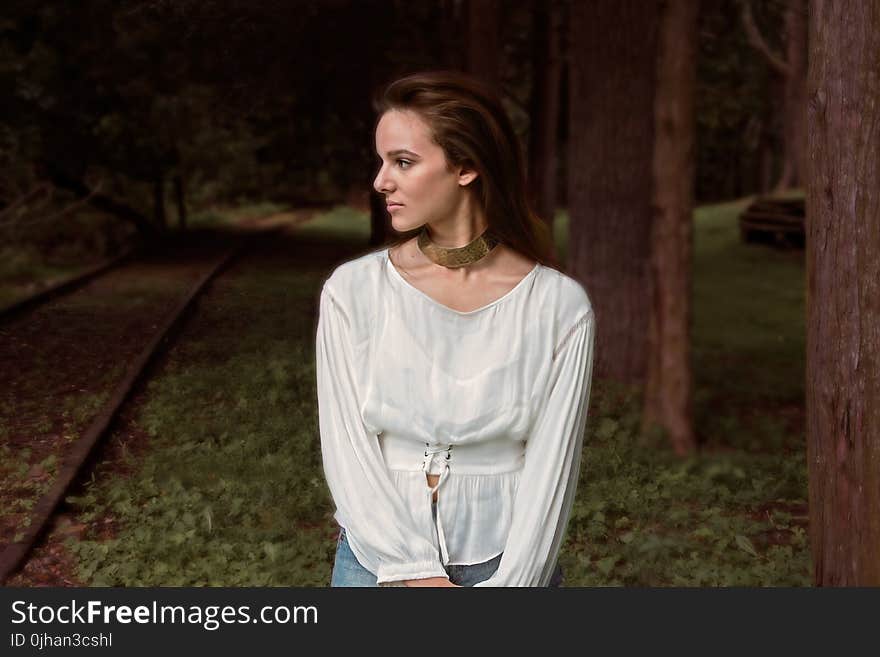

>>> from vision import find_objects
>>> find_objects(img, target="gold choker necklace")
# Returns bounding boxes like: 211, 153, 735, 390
417, 226, 500, 268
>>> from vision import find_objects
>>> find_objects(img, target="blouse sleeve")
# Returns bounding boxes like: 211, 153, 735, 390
472, 308, 596, 587
316, 282, 449, 585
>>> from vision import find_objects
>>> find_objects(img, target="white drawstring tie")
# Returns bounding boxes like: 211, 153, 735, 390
422, 443, 453, 565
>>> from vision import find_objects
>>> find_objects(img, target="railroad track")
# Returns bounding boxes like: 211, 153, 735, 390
0, 204, 316, 325
0, 226, 287, 583
0, 248, 139, 325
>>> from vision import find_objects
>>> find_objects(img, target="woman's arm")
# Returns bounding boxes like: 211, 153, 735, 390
317, 282, 450, 585
472, 308, 596, 587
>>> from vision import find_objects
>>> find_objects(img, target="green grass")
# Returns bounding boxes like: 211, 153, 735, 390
67, 248, 334, 586
0, 445, 61, 541
693, 197, 805, 451
0, 245, 94, 308
64, 198, 810, 586
185, 201, 291, 228
292, 205, 372, 239
561, 381, 809, 586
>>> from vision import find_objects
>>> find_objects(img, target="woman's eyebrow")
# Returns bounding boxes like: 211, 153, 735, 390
378, 149, 420, 158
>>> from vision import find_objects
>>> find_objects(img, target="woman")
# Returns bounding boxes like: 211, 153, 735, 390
316, 70, 596, 587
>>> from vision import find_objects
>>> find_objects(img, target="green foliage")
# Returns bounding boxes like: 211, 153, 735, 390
292, 205, 371, 239
186, 202, 290, 229
2, 0, 788, 254
66, 249, 335, 586
692, 198, 805, 452
561, 393, 810, 586
0, 246, 80, 308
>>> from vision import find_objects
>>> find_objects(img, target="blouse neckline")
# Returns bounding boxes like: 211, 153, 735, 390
383, 247, 541, 317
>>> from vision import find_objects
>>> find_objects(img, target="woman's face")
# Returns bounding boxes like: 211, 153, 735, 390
373, 109, 477, 233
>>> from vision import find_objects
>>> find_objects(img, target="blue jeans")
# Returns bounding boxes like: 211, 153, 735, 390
330, 500, 564, 587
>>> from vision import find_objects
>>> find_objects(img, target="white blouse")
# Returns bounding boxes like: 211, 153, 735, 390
315, 246, 596, 586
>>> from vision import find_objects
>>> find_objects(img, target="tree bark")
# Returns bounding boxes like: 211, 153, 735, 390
806, 0, 880, 586
780, 0, 807, 191
568, 0, 658, 384
643, 0, 699, 456
759, 136, 775, 195
527, 0, 562, 262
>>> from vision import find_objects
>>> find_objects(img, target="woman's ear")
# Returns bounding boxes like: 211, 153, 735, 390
457, 165, 479, 187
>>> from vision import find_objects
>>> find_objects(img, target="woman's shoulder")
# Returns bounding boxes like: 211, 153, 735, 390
322, 247, 388, 302
536, 265, 593, 326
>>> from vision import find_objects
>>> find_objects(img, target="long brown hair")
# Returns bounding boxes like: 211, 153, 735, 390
372, 70, 560, 271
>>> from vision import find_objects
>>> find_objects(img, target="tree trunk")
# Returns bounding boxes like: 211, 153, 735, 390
643, 0, 699, 456
568, 0, 658, 384
174, 173, 187, 231
527, 0, 562, 262
557, 58, 569, 209
781, 0, 807, 191
759, 137, 774, 195
465, 0, 501, 93
806, 0, 880, 586
153, 173, 166, 232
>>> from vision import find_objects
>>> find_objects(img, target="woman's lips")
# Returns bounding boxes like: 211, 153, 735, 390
387, 204, 404, 212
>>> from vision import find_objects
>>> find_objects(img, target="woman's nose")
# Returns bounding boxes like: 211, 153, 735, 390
373, 164, 395, 195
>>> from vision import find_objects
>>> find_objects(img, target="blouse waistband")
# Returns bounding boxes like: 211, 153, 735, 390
377, 430, 525, 568
377, 431, 525, 475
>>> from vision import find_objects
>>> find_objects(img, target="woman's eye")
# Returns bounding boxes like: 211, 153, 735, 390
396, 159, 411, 170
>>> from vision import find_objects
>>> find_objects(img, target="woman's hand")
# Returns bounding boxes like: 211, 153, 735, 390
403, 577, 461, 587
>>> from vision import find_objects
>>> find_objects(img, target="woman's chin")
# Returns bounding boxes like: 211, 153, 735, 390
392, 218, 423, 233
